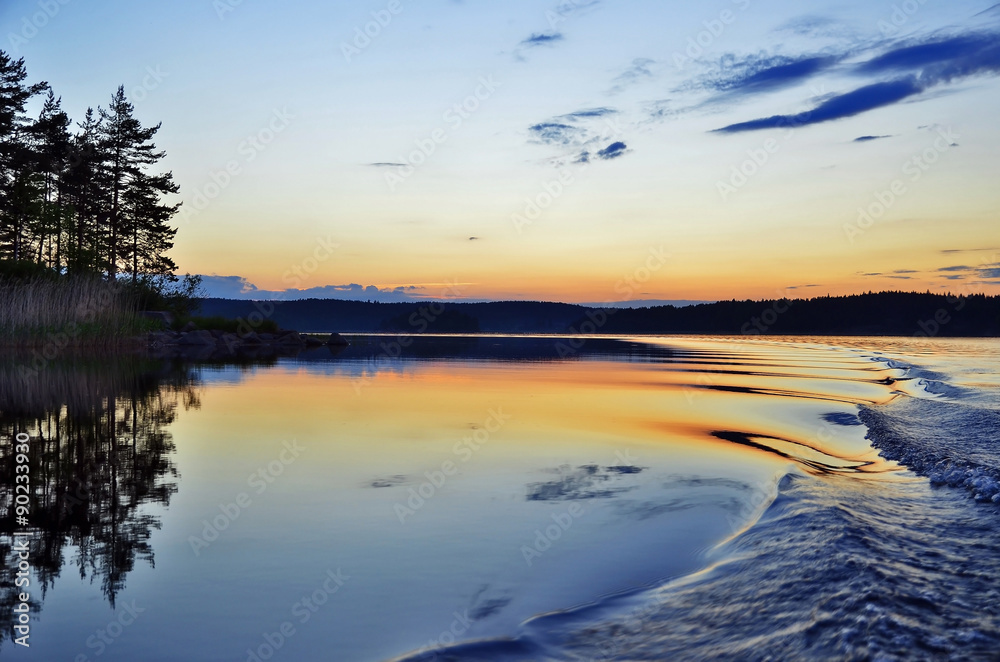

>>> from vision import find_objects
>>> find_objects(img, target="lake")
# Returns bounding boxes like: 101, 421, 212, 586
1, 335, 998, 661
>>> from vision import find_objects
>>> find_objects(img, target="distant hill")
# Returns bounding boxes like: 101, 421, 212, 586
197, 292, 1000, 337
197, 299, 589, 333
580, 292, 999, 337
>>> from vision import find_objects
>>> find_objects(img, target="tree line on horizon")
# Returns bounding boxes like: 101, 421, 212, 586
0, 50, 182, 289
198, 291, 1000, 337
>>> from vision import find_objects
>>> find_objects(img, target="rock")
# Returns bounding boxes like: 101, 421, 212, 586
326, 333, 349, 346
178, 330, 216, 346
276, 331, 305, 345
181, 321, 197, 333
259, 333, 276, 342
304, 336, 324, 347
241, 331, 264, 345
147, 331, 176, 347
177, 344, 217, 360
210, 329, 225, 339
220, 333, 241, 352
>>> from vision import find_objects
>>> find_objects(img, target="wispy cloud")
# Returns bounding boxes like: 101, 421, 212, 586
941, 247, 1000, 254
608, 57, 656, 94
520, 32, 564, 47
777, 15, 860, 40
575, 141, 630, 163
980, 264, 1000, 279
528, 122, 587, 146
529, 107, 622, 151
706, 54, 839, 95
559, 107, 617, 120
853, 134, 892, 142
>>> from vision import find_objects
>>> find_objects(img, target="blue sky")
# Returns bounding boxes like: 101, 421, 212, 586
4, 0, 1000, 302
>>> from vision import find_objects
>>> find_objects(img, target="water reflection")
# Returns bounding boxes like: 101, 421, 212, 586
0, 336, 926, 660
0, 355, 201, 647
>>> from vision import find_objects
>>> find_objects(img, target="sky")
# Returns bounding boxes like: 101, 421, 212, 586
3, 0, 1000, 303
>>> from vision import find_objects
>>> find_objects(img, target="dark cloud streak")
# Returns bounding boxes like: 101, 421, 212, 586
520, 32, 564, 47
714, 78, 921, 133
596, 141, 628, 159
713, 30, 1000, 133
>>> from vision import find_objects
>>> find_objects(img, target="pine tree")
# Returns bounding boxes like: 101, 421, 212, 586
63, 108, 107, 273
97, 86, 174, 280
30, 90, 72, 270
121, 171, 179, 286
0, 51, 47, 262
0, 53, 188, 305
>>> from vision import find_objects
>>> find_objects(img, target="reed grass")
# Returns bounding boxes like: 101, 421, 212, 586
0, 277, 148, 346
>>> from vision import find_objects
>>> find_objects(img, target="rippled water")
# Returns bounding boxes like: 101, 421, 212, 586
0, 336, 997, 660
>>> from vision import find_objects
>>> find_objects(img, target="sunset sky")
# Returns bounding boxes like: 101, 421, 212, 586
6, 0, 1000, 302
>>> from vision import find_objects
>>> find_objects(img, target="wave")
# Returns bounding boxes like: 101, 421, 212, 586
390, 342, 1000, 661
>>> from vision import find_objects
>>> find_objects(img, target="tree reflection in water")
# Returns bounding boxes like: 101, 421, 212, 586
0, 355, 202, 646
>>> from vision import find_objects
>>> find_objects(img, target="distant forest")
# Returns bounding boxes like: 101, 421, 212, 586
201, 291, 1000, 337
0, 51, 179, 284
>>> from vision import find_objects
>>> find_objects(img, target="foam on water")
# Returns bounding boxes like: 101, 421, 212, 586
392, 338, 1000, 661
860, 348, 1000, 503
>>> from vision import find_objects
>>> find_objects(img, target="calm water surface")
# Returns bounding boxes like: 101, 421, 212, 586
0, 336, 997, 661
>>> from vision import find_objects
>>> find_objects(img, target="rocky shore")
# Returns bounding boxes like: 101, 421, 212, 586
146, 327, 349, 359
